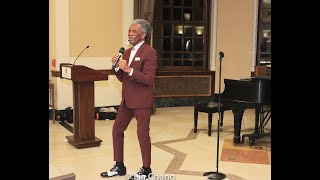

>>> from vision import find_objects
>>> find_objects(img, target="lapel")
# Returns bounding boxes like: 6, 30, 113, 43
130, 42, 146, 67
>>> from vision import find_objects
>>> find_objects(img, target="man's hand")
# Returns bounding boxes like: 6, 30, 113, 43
118, 59, 132, 73
111, 54, 121, 68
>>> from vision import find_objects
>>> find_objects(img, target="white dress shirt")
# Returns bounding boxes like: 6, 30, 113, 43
115, 41, 144, 76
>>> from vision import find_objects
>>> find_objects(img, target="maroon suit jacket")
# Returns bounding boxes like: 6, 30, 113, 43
115, 42, 157, 109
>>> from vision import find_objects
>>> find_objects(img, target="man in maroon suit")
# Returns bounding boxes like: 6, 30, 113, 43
101, 19, 157, 179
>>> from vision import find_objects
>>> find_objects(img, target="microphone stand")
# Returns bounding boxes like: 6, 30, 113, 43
73, 46, 89, 66
204, 52, 226, 180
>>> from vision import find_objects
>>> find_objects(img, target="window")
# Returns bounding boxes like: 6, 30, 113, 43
152, 0, 211, 71
256, 0, 271, 66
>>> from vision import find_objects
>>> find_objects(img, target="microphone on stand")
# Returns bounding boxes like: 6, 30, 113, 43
112, 47, 125, 69
73, 46, 90, 66
204, 51, 226, 180
219, 51, 224, 61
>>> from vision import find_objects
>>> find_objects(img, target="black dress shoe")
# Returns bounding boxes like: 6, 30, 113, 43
100, 164, 127, 177
129, 167, 152, 180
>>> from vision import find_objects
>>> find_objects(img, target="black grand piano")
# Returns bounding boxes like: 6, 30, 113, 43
219, 76, 271, 145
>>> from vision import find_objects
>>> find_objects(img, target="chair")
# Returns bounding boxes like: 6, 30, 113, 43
49, 80, 55, 124
194, 100, 231, 136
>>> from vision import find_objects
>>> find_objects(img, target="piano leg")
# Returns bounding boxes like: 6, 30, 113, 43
208, 113, 212, 136
194, 106, 198, 133
243, 105, 271, 146
255, 107, 261, 134
232, 109, 245, 144
220, 111, 224, 127
247, 107, 262, 145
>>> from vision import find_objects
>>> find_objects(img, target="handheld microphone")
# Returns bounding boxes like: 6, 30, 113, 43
73, 46, 90, 66
219, 51, 224, 61
112, 47, 125, 69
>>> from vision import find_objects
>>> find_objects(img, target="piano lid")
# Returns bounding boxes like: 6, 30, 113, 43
220, 78, 271, 105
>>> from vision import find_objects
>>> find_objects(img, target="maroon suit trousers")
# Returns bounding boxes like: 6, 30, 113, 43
112, 102, 152, 167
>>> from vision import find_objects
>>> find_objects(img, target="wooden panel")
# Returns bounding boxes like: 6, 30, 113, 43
254, 65, 268, 77
49, 81, 55, 124
154, 75, 212, 97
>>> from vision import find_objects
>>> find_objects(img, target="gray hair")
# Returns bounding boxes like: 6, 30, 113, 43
132, 19, 152, 42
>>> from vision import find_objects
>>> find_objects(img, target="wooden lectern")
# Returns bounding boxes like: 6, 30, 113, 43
59, 63, 108, 149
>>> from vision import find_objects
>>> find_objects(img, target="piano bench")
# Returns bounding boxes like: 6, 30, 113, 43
194, 102, 231, 136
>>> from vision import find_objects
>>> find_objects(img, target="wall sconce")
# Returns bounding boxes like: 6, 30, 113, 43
263, 30, 270, 37
263, 32, 268, 37
184, 13, 191, 21
176, 25, 183, 35
195, 26, 204, 36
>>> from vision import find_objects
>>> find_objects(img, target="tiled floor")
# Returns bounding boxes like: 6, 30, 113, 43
49, 106, 271, 180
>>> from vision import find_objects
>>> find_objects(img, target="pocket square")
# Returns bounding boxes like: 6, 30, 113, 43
134, 57, 140, 61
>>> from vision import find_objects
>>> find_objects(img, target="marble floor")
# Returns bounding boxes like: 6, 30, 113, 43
49, 106, 271, 180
